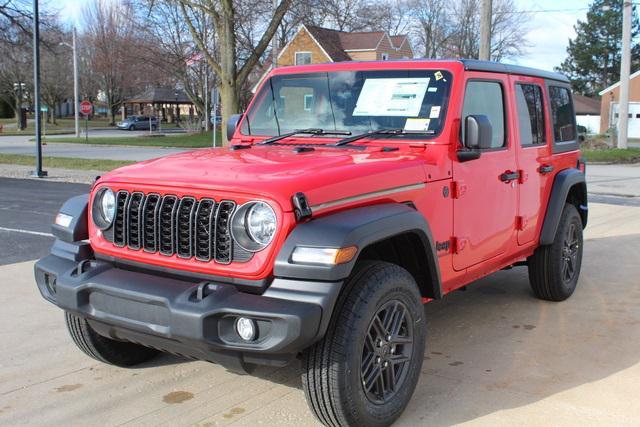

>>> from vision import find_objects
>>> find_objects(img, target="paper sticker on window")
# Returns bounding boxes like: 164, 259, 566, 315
427, 87, 438, 92
434, 71, 443, 81
404, 118, 430, 131
429, 106, 441, 119
353, 78, 430, 117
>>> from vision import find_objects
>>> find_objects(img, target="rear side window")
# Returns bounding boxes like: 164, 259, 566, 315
462, 81, 505, 148
549, 86, 576, 142
515, 84, 546, 146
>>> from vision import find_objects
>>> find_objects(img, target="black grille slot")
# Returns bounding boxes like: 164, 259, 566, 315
194, 199, 215, 261
176, 197, 196, 258
105, 191, 251, 264
126, 192, 145, 250
214, 201, 236, 264
113, 191, 129, 247
158, 196, 178, 256
142, 194, 160, 252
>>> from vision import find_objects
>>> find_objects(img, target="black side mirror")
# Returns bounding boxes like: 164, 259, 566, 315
227, 113, 243, 141
464, 115, 492, 150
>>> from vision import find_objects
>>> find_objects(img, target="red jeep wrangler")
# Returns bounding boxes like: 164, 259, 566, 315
35, 60, 587, 426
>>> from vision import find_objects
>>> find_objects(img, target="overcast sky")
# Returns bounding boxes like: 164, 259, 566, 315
57, 0, 589, 72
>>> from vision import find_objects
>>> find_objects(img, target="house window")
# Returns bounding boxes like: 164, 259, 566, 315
381, 53, 389, 60
304, 94, 314, 111
295, 52, 312, 65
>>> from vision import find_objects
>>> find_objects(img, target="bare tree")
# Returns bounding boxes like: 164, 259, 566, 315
176, 0, 292, 144
409, 0, 453, 58
40, 28, 73, 125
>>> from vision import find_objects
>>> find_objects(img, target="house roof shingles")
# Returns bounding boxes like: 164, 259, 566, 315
125, 87, 192, 104
573, 94, 600, 115
305, 25, 409, 61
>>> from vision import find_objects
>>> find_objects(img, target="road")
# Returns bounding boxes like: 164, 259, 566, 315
0, 130, 193, 162
0, 178, 89, 265
1, 178, 640, 426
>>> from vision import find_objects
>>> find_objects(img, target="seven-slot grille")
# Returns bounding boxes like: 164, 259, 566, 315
105, 190, 252, 264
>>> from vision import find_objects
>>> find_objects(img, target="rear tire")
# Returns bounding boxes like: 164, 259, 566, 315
65, 312, 159, 367
528, 203, 583, 301
128, 125, 135, 131
301, 261, 426, 427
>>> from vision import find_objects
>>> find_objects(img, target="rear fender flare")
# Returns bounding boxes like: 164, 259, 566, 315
539, 168, 587, 245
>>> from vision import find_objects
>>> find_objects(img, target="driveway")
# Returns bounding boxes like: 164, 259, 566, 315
1, 178, 639, 425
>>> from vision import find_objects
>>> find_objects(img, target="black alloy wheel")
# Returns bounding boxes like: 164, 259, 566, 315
361, 299, 414, 405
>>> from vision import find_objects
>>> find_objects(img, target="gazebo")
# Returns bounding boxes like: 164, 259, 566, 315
122, 87, 193, 123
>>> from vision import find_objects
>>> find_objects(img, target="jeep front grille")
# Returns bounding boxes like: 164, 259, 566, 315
104, 191, 251, 264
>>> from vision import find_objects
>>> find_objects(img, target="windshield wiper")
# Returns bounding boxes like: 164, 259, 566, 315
259, 128, 351, 145
333, 128, 435, 146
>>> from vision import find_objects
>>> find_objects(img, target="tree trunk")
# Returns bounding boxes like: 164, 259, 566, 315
219, 80, 239, 145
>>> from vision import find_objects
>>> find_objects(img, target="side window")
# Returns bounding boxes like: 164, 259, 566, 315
462, 81, 505, 148
549, 86, 576, 142
515, 84, 546, 146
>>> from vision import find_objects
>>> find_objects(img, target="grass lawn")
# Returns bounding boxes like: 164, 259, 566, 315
581, 147, 640, 163
0, 153, 135, 171
45, 130, 223, 148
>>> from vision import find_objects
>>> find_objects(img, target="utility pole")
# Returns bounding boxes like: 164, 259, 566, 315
618, 0, 632, 149
60, 27, 79, 137
72, 27, 79, 138
272, 0, 278, 68
479, 0, 492, 61
32, 0, 46, 177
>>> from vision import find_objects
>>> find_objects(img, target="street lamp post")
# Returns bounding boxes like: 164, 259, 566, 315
32, 0, 46, 177
60, 26, 79, 138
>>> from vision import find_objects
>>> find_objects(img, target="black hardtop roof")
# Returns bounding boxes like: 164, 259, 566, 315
459, 59, 570, 83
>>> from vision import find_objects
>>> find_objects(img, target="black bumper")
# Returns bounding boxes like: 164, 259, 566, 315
35, 250, 342, 373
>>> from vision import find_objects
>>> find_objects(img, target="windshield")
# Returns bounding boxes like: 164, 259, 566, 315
242, 69, 452, 139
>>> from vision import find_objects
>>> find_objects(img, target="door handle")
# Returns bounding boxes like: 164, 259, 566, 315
499, 171, 520, 183
539, 164, 554, 174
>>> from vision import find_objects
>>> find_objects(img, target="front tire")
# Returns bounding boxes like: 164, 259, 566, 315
65, 312, 159, 367
301, 262, 426, 427
528, 203, 584, 301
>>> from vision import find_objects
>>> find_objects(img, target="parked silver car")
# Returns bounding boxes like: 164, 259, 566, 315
117, 116, 158, 131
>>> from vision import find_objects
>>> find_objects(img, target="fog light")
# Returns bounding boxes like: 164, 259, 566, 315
235, 317, 257, 341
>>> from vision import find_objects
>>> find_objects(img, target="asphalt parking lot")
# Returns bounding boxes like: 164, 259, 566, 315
1, 178, 639, 426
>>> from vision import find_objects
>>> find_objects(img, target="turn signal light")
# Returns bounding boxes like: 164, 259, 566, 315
291, 246, 358, 266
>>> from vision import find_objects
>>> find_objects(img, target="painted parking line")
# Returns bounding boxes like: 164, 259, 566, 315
0, 227, 53, 237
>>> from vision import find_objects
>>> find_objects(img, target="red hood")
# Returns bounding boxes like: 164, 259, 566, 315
99, 144, 430, 212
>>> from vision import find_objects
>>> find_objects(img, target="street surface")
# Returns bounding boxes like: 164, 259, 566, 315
0, 178, 639, 425
0, 130, 192, 161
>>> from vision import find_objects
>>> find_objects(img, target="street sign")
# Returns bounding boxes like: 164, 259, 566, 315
80, 101, 92, 116
40, 105, 48, 112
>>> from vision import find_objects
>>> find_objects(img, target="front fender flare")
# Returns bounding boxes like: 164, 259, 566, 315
274, 203, 441, 297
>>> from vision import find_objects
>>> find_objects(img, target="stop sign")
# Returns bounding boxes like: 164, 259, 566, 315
80, 101, 92, 116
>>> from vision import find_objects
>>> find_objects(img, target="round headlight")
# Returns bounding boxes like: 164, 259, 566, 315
231, 201, 277, 252
92, 187, 116, 230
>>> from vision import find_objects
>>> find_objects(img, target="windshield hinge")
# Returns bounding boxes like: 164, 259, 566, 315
292, 192, 312, 222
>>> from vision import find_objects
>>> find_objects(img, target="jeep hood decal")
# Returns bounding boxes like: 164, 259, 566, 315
100, 145, 428, 212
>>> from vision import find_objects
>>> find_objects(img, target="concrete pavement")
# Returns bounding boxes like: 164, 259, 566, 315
1, 202, 639, 426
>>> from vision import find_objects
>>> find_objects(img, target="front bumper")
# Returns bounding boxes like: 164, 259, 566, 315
35, 249, 342, 372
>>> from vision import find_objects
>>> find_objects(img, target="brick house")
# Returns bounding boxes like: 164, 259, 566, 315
598, 69, 640, 137
276, 24, 414, 67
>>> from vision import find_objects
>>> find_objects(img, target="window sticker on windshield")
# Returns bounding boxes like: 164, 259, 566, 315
429, 106, 441, 119
353, 78, 430, 117
404, 118, 430, 131
435, 71, 444, 81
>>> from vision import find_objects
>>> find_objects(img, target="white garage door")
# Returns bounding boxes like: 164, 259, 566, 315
611, 102, 640, 138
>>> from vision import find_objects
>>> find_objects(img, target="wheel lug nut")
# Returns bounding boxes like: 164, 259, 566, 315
386, 335, 392, 341
383, 361, 389, 368
391, 346, 395, 354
